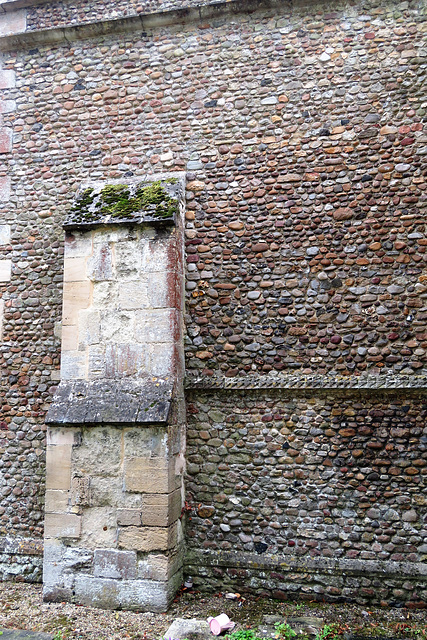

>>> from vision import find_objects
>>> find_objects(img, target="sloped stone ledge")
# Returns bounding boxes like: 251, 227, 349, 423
46, 379, 174, 425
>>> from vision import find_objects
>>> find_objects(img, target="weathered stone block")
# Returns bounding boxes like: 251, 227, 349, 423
118, 526, 170, 552
62, 280, 92, 325
0, 128, 12, 153
0, 70, 15, 90
46, 444, 72, 490
117, 509, 142, 526
0, 177, 10, 202
124, 457, 173, 494
78, 310, 100, 346
94, 549, 137, 579
118, 280, 149, 310
0, 225, 11, 245
0, 9, 26, 36
73, 575, 171, 611
45, 490, 69, 513
149, 342, 175, 377
73, 427, 122, 476
87, 242, 113, 281
0, 260, 11, 282
141, 490, 182, 527
60, 350, 87, 380
64, 233, 93, 259
105, 343, 146, 378
80, 507, 117, 548
44, 514, 81, 539
61, 325, 79, 351
63, 257, 88, 283
134, 308, 176, 344
137, 550, 182, 582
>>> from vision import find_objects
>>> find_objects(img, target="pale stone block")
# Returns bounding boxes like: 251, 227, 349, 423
78, 310, 100, 346
117, 509, 142, 526
45, 490, 69, 513
0, 100, 16, 114
94, 549, 137, 579
137, 551, 183, 582
0, 70, 16, 90
44, 513, 81, 539
92, 281, 118, 309
87, 346, 106, 378
0, 225, 10, 245
118, 526, 169, 552
100, 310, 133, 342
0, 10, 26, 36
42, 541, 64, 586
105, 343, 147, 378
71, 476, 90, 507
124, 457, 172, 494
147, 272, 168, 308
72, 426, 122, 477
73, 575, 170, 611
149, 343, 174, 378
0, 260, 11, 282
64, 233, 93, 258
141, 490, 181, 527
46, 444, 72, 490
118, 281, 149, 310
80, 507, 117, 548
0, 127, 13, 153
115, 240, 142, 280
0, 299, 3, 342
60, 350, 87, 380
123, 427, 168, 459
61, 324, 79, 351
142, 237, 170, 273
134, 309, 175, 344
0, 177, 10, 202
62, 280, 92, 325
87, 242, 113, 281
89, 476, 126, 508
47, 428, 77, 446
64, 257, 88, 283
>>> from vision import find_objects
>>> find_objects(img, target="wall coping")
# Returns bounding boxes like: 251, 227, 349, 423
0, 0, 286, 51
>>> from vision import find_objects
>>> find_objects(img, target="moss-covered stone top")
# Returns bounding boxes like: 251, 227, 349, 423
64, 178, 180, 230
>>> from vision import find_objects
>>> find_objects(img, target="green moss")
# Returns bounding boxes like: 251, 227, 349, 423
68, 180, 178, 224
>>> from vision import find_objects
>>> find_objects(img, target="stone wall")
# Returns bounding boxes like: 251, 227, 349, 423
184, 381, 427, 605
0, 0, 425, 605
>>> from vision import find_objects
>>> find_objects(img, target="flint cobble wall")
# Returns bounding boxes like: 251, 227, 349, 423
0, 0, 426, 598
185, 386, 427, 605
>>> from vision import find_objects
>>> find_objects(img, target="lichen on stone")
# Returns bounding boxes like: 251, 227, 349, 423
65, 179, 179, 229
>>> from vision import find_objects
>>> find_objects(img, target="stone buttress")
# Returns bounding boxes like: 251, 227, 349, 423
44, 176, 186, 611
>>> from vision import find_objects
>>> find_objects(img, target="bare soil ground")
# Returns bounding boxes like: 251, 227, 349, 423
0, 583, 425, 640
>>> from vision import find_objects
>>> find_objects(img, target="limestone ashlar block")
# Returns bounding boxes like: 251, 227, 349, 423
124, 457, 174, 494
78, 310, 100, 346
63, 257, 88, 283
117, 509, 142, 526
0, 100, 16, 115
80, 507, 117, 549
0, 177, 10, 202
137, 549, 183, 582
105, 343, 147, 378
141, 490, 182, 527
87, 242, 113, 281
61, 324, 79, 351
73, 575, 171, 612
62, 280, 92, 326
94, 549, 137, 580
118, 522, 178, 553
60, 350, 87, 380
0, 128, 13, 154
64, 232, 93, 259
0, 225, 11, 245
148, 342, 175, 378
118, 280, 149, 310
134, 308, 177, 344
44, 514, 81, 539
0, 259, 11, 282
0, 70, 16, 90
45, 490, 69, 513
46, 444, 72, 490
0, 9, 26, 37
0, 299, 4, 341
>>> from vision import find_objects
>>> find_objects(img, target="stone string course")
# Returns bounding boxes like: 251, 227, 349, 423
0, 0, 425, 603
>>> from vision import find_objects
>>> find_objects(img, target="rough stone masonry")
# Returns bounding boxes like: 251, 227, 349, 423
0, 0, 426, 610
